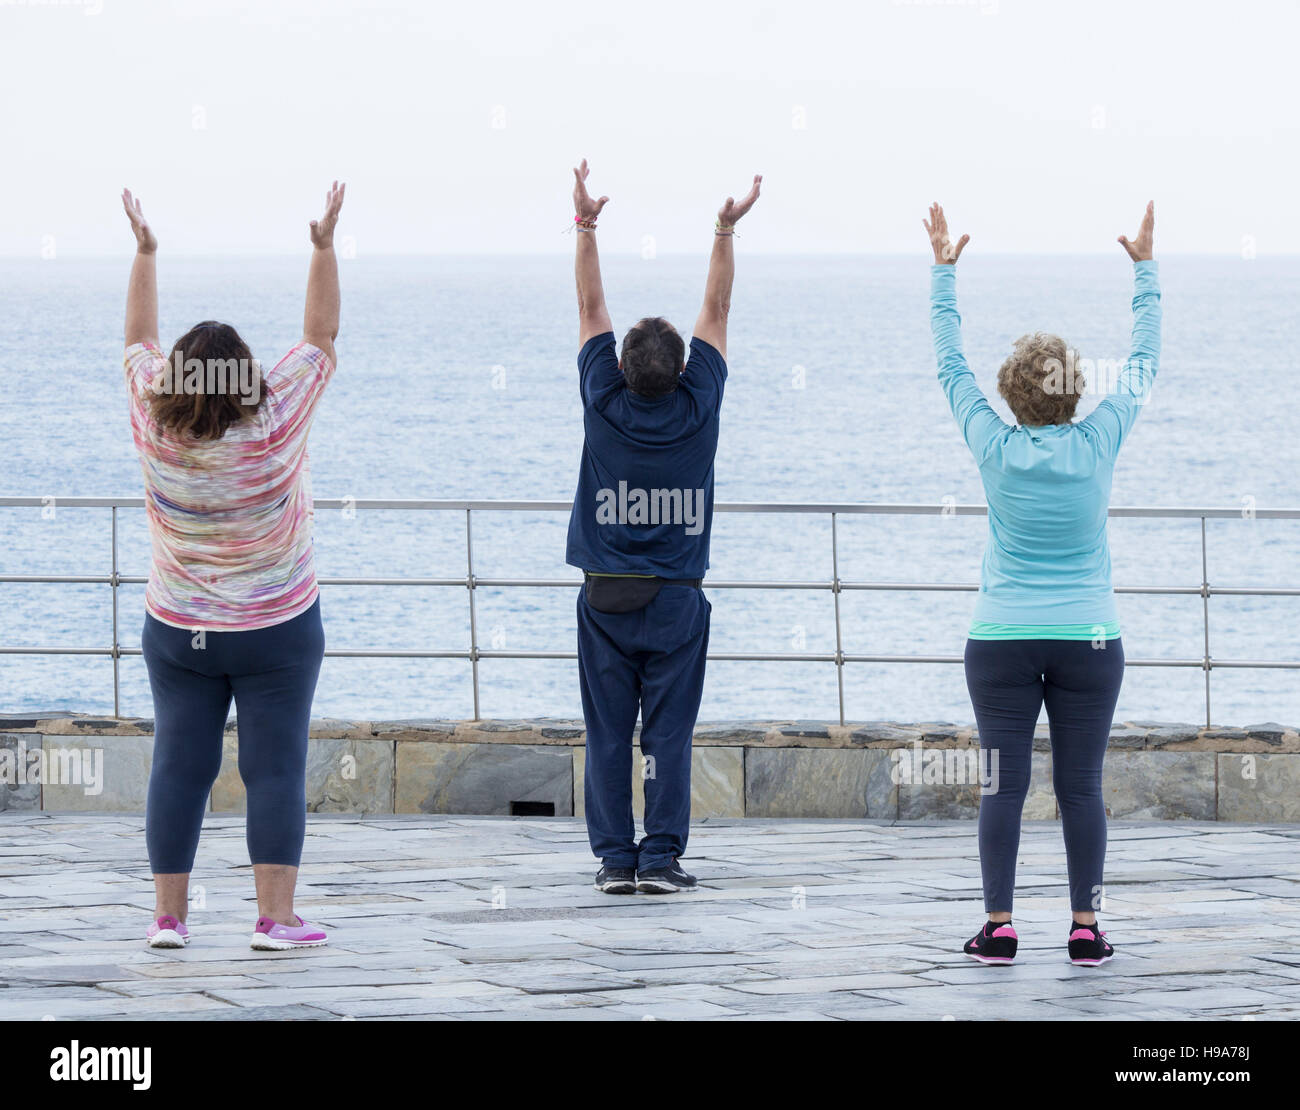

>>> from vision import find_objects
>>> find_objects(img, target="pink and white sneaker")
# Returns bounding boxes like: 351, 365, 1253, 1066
250, 914, 328, 951
1068, 922, 1114, 966
146, 914, 190, 949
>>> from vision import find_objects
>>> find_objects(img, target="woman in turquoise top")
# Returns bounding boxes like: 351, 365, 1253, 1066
924, 201, 1161, 967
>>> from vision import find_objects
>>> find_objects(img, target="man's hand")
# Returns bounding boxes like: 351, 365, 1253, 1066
121, 189, 158, 255
717, 175, 762, 228
573, 159, 609, 223
310, 181, 346, 250
923, 203, 969, 265
1118, 201, 1155, 262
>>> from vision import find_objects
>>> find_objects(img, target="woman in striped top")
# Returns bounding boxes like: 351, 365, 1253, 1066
121, 182, 345, 952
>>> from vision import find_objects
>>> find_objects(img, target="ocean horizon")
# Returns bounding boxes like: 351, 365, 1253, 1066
3, 253, 1298, 724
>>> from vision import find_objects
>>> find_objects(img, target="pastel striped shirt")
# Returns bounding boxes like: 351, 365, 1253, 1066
124, 340, 335, 632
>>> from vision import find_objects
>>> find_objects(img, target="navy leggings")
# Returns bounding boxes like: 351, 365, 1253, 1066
964, 637, 1124, 914
142, 599, 325, 874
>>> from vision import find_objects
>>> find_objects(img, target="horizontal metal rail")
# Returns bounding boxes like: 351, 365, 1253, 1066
2, 497, 1298, 724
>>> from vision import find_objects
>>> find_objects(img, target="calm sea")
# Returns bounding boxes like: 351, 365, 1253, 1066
2, 253, 1297, 725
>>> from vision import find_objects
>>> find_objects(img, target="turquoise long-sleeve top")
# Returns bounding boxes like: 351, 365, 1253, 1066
931, 260, 1162, 636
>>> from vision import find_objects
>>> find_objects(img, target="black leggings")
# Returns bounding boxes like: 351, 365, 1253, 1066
142, 599, 325, 874
964, 637, 1124, 914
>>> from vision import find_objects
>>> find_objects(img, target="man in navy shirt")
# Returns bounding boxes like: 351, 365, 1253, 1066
566, 159, 761, 894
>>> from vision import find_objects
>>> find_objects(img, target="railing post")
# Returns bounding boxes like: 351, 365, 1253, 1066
111, 505, 120, 718
831, 512, 845, 726
465, 508, 481, 721
1200, 515, 1212, 728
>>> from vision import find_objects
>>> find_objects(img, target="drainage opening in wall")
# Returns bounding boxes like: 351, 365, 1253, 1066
510, 801, 555, 816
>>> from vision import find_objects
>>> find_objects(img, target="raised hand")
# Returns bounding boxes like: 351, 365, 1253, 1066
1118, 201, 1155, 262
121, 189, 158, 254
923, 203, 969, 265
717, 175, 762, 228
572, 159, 609, 224
310, 180, 346, 250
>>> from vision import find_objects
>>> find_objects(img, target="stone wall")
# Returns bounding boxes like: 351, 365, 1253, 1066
2, 715, 1298, 820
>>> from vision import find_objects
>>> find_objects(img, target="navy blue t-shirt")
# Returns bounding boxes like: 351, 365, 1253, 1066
565, 331, 726, 578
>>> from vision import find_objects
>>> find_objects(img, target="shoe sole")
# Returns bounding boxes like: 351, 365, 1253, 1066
1070, 954, 1113, 966
636, 880, 697, 894
964, 952, 1015, 965
147, 931, 189, 949
249, 934, 328, 951
594, 881, 636, 894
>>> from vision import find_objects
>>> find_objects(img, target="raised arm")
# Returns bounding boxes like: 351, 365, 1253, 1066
304, 181, 345, 365
692, 175, 761, 360
121, 189, 158, 348
573, 159, 612, 346
1082, 202, 1160, 457
924, 203, 1004, 457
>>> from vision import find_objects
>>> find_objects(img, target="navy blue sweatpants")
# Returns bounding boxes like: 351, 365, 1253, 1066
142, 599, 325, 874
964, 637, 1125, 914
577, 585, 711, 872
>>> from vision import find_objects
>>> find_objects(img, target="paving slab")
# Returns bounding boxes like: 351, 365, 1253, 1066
0, 815, 1296, 1020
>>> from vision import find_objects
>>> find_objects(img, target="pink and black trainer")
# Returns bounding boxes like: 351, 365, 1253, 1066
250, 915, 328, 951
1068, 922, 1114, 966
146, 914, 190, 949
964, 919, 1018, 965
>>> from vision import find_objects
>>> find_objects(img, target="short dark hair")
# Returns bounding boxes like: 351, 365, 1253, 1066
621, 317, 685, 398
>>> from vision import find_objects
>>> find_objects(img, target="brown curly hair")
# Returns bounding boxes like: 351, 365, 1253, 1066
997, 332, 1085, 426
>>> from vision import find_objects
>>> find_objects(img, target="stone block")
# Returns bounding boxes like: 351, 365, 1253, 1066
395, 742, 572, 816
1102, 751, 1215, 820
573, 746, 744, 818
1217, 754, 1300, 821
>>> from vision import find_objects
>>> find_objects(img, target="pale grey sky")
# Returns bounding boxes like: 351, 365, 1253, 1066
1, 0, 1296, 255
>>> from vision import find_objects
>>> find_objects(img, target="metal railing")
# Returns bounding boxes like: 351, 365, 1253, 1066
2, 496, 1298, 726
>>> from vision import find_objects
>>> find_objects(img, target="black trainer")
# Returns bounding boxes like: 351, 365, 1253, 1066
636, 859, 697, 894
1068, 921, 1114, 966
963, 919, 1018, 965
594, 865, 636, 894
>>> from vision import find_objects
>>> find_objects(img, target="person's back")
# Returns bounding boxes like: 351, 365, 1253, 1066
126, 335, 332, 630
565, 322, 724, 579
976, 422, 1118, 625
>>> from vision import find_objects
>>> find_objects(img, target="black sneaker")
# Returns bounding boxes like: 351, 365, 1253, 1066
1068, 921, 1114, 966
963, 919, 1018, 965
594, 865, 636, 894
635, 859, 697, 894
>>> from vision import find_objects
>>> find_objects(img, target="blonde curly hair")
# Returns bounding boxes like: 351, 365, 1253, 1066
997, 332, 1085, 426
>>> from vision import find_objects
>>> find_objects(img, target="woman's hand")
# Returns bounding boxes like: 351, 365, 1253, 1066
1118, 201, 1155, 262
923, 203, 969, 264
310, 180, 346, 250
572, 159, 609, 223
717, 175, 762, 228
121, 189, 157, 255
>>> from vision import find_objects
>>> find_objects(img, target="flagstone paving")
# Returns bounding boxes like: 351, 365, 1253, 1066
1, 814, 1297, 1021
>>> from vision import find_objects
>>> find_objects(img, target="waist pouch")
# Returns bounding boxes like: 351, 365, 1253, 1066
583, 573, 703, 614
